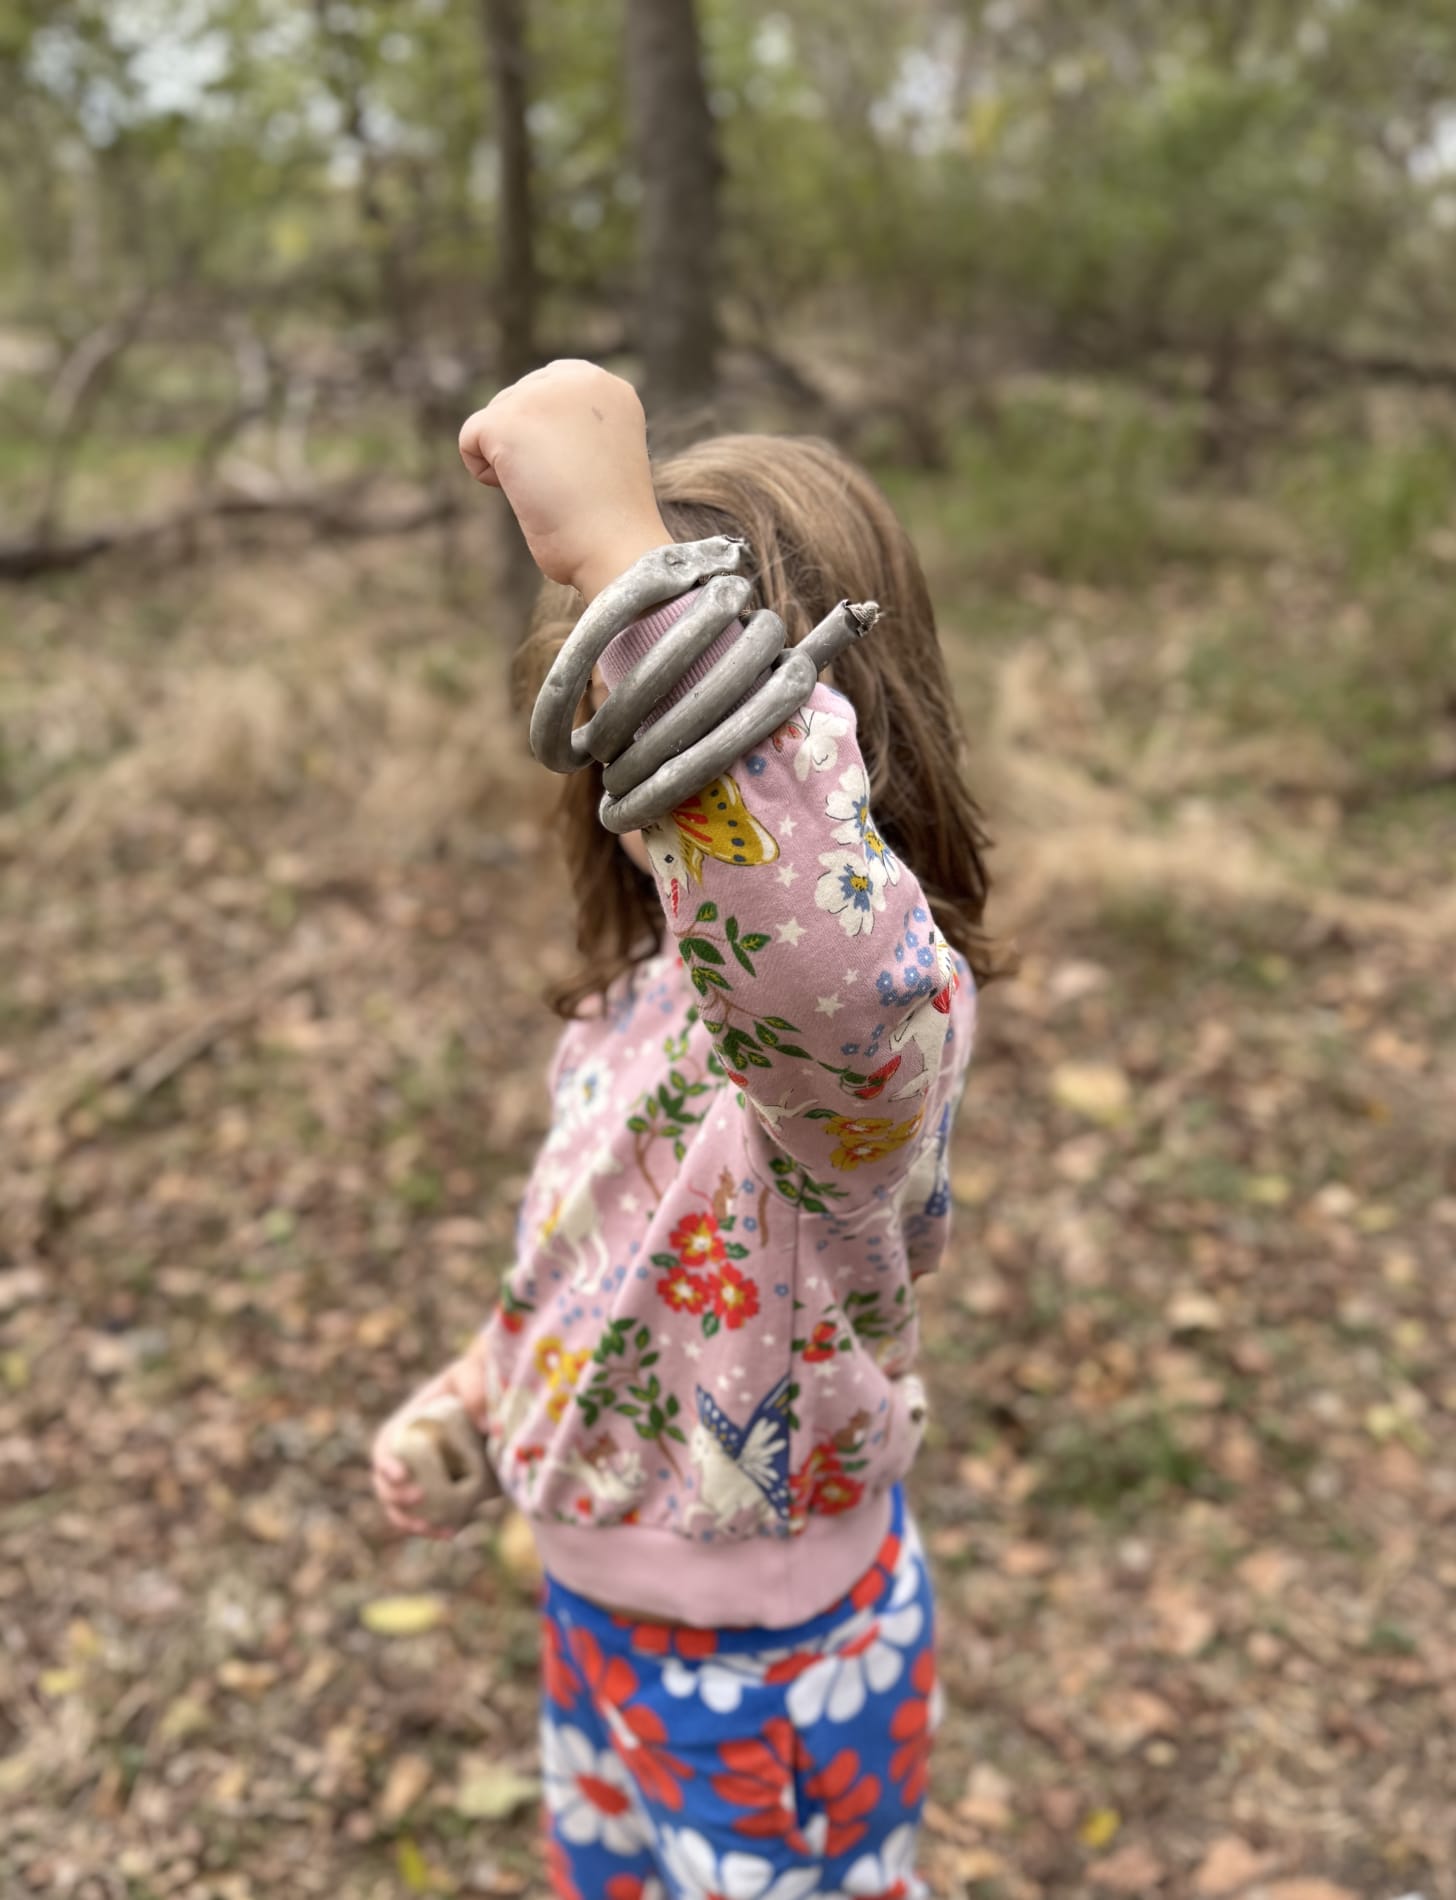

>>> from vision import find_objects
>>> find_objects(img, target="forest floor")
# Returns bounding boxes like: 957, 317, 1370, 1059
2, 442, 1454, 1900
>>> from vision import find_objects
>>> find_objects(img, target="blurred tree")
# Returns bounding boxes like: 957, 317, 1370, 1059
624, 0, 720, 423
478, 0, 541, 621
5, 0, 1456, 563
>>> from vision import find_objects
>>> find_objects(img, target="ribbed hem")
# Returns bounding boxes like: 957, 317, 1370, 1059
597, 587, 766, 735
531, 1490, 894, 1629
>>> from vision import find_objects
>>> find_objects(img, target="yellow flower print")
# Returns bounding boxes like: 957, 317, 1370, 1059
534, 1336, 591, 1420
546, 1349, 591, 1421
826, 1110, 924, 1171
534, 1336, 566, 1380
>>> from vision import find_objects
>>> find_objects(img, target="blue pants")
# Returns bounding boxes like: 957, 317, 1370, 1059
540, 1486, 938, 1900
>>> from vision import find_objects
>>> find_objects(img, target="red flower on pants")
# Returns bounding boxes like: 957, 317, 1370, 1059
608, 1696, 694, 1811
669, 1211, 727, 1267
711, 1715, 811, 1848
803, 1746, 883, 1857
615, 1617, 719, 1662
850, 1528, 902, 1613
568, 1628, 640, 1710
545, 1835, 583, 1900
568, 1628, 693, 1811
543, 1617, 581, 1709
606, 1878, 656, 1900
889, 1647, 937, 1805
710, 1263, 759, 1329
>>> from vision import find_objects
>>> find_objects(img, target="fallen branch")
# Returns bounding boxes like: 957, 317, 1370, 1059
0, 484, 462, 581
5, 941, 350, 1140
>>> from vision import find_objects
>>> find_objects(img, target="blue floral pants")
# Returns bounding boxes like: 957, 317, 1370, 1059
539, 1486, 939, 1900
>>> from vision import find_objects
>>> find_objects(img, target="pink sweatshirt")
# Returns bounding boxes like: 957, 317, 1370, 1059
478, 593, 977, 1629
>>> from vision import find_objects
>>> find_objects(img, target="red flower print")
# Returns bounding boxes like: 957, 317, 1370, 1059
619, 1619, 719, 1662
542, 1617, 581, 1710
568, 1628, 640, 1711
567, 1629, 693, 1811
656, 1264, 711, 1314
850, 1529, 902, 1613
889, 1647, 936, 1806
763, 1647, 823, 1692
813, 1467, 864, 1515
669, 1211, 728, 1268
792, 1442, 866, 1518
545, 1835, 583, 1900
727, 1069, 748, 1088
606, 1878, 653, 1900
607, 1697, 694, 1811
804, 1746, 882, 1856
771, 717, 804, 752
802, 1320, 839, 1363
709, 1263, 760, 1330
711, 1716, 810, 1848
850, 1054, 903, 1100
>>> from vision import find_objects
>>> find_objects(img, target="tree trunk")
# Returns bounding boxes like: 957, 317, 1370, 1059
624, 0, 721, 425
479, 0, 542, 629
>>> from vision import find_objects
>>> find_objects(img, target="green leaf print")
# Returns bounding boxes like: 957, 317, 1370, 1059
695, 901, 718, 924
680, 936, 724, 965
766, 1155, 846, 1212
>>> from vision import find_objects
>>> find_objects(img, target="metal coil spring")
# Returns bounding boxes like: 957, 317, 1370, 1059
529, 536, 880, 833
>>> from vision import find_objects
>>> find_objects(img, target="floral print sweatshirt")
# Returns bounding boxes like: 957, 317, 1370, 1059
478, 592, 977, 1630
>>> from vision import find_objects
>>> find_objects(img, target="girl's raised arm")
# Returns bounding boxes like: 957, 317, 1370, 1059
614, 594, 971, 1200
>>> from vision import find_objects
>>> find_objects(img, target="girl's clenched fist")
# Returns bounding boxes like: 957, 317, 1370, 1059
458, 359, 672, 602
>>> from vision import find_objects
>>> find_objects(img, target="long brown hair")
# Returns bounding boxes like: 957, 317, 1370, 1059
513, 433, 1001, 1018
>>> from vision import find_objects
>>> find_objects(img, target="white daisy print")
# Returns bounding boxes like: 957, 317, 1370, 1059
540, 1720, 648, 1855
660, 1827, 821, 1900
784, 1561, 926, 1727
838, 1822, 922, 1897
814, 848, 882, 937
551, 1054, 615, 1136
660, 1649, 777, 1714
826, 764, 874, 845
792, 705, 850, 780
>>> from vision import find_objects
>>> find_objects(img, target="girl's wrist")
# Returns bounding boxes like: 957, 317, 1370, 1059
572, 515, 674, 603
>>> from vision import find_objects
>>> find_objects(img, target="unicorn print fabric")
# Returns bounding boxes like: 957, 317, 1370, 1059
478, 593, 978, 1631
540, 1485, 938, 1900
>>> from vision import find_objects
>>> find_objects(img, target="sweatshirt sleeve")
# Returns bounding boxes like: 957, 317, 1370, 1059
598, 592, 972, 1206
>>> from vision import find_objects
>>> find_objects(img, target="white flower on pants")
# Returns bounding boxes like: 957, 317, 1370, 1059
661, 1649, 776, 1714
815, 849, 881, 937
660, 1828, 821, 1900
784, 1580, 926, 1728
541, 1720, 648, 1855
838, 1822, 923, 1897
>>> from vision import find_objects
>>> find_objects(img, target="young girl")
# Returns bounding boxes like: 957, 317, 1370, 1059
373, 360, 996, 1900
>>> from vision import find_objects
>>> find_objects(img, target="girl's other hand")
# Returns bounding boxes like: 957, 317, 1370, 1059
371, 1347, 492, 1540
457, 359, 672, 601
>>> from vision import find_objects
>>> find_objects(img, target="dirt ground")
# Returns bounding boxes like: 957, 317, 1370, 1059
2, 514, 1453, 1900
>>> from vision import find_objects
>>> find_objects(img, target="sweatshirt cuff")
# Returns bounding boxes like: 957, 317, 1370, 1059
598, 587, 765, 734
